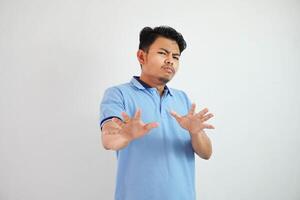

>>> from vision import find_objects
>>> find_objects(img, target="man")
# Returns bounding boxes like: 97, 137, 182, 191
99, 26, 215, 200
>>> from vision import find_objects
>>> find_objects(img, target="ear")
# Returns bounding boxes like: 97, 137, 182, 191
137, 49, 146, 65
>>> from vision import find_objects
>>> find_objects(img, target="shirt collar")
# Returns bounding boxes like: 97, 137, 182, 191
131, 76, 173, 96
133, 76, 152, 88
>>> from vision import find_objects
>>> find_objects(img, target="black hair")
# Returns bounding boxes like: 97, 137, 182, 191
138, 26, 187, 54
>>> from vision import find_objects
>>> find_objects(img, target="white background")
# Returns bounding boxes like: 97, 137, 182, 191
1, 0, 299, 199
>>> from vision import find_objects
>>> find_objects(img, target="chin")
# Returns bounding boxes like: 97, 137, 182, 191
158, 77, 171, 84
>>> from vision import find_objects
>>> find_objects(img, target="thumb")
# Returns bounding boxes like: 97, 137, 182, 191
170, 110, 181, 121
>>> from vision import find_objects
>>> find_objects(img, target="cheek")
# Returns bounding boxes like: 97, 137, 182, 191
148, 58, 164, 69
174, 64, 179, 72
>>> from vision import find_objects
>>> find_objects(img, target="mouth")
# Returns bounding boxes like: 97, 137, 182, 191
162, 66, 175, 74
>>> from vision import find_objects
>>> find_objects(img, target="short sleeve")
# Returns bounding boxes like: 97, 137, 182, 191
99, 87, 125, 128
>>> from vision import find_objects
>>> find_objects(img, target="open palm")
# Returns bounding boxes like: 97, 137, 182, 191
112, 109, 159, 140
170, 103, 215, 135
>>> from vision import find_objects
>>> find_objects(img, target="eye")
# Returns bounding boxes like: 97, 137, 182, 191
173, 56, 179, 60
158, 52, 166, 55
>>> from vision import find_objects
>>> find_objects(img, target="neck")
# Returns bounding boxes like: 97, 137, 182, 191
139, 75, 165, 96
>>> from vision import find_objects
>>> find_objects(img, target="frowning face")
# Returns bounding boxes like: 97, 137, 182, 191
137, 37, 181, 85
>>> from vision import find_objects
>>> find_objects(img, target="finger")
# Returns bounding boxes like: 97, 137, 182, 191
201, 113, 214, 122
203, 123, 215, 129
196, 108, 209, 117
170, 111, 182, 122
121, 112, 131, 123
134, 108, 141, 119
188, 103, 196, 115
112, 117, 124, 127
144, 122, 159, 131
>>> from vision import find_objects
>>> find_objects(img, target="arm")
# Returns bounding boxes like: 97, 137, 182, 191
190, 130, 212, 160
170, 103, 215, 160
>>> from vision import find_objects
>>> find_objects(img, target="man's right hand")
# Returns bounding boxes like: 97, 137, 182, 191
101, 109, 159, 150
112, 109, 159, 141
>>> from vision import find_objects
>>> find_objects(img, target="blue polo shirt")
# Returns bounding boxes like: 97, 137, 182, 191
99, 76, 195, 200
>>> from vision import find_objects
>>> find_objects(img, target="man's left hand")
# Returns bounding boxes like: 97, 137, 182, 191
170, 103, 215, 135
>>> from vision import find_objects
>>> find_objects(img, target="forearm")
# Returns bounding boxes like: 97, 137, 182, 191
101, 132, 131, 150
190, 130, 212, 160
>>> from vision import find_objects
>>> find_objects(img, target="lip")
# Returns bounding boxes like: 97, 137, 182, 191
162, 66, 175, 74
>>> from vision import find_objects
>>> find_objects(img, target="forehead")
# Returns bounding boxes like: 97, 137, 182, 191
149, 37, 180, 54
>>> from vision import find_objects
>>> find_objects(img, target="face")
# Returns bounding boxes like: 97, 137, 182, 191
137, 37, 181, 84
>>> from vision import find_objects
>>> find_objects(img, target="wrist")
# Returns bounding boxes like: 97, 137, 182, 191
190, 129, 205, 136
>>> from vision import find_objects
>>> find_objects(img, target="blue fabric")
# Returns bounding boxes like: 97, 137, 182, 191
99, 76, 195, 200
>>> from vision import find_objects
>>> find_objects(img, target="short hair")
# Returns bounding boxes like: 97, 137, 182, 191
138, 26, 187, 54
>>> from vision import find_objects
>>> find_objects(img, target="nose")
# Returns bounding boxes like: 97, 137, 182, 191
164, 54, 174, 66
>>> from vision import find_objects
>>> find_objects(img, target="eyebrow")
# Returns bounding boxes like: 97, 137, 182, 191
159, 48, 180, 57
